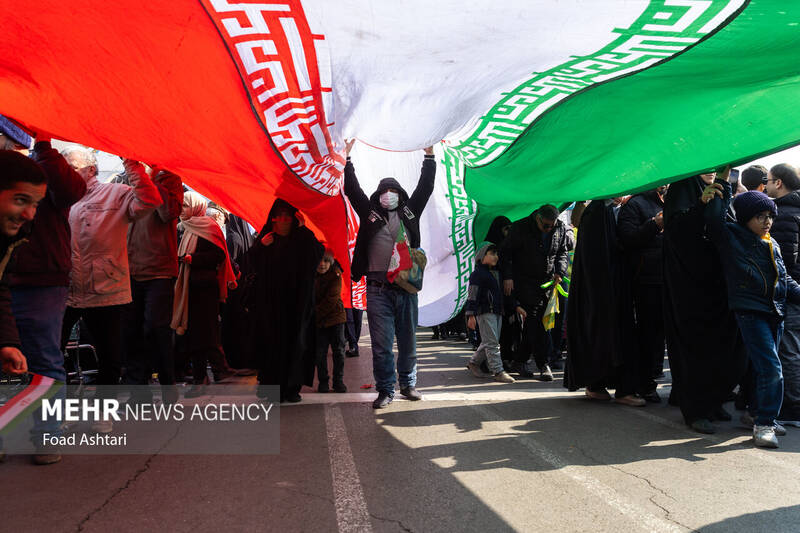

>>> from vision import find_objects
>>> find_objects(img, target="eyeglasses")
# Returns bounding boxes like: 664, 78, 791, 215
755, 213, 775, 223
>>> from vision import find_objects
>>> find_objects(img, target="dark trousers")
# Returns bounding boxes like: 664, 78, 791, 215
515, 303, 552, 369
123, 278, 176, 386
62, 305, 124, 386
316, 323, 346, 384
633, 283, 665, 394
345, 308, 363, 350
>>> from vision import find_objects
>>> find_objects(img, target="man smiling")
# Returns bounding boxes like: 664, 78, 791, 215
0, 150, 46, 377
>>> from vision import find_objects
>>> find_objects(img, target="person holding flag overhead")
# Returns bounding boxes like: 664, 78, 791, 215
344, 139, 436, 409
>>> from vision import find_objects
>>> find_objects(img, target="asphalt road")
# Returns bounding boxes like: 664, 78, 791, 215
3, 330, 800, 533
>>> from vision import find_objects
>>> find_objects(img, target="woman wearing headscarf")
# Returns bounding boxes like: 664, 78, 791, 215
171, 191, 237, 398
218, 211, 256, 369
662, 173, 747, 433
244, 198, 323, 403
565, 199, 643, 405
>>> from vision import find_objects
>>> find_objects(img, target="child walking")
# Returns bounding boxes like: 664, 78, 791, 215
704, 178, 800, 448
314, 249, 347, 393
465, 243, 526, 383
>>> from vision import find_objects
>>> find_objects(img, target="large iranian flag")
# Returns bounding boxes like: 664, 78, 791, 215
1, 0, 799, 323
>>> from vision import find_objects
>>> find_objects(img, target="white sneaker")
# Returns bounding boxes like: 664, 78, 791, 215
91, 420, 113, 434
774, 422, 786, 436
753, 425, 779, 448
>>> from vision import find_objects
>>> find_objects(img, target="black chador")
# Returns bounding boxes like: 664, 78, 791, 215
565, 200, 638, 395
662, 176, 746, 424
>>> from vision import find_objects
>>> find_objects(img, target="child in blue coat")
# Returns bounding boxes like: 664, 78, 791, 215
703, 178, 800, 448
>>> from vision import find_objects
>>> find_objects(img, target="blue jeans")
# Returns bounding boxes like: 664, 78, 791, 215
366, 285, 418, 395
11, 286, 69, 444
735, 312, 784, 426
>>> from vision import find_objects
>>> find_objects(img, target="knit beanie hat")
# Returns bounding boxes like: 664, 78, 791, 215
474, 241, 497, 264
733, 190, 777, 225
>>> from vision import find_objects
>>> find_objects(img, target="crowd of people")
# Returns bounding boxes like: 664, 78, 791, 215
461, 165, 800, 450
2, 113, 799, 465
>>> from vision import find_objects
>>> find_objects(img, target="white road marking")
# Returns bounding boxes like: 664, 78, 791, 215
325, 405, 373, 533
472, 404, 686, 533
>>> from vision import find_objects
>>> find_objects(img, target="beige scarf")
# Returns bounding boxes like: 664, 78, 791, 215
171, 192, 237, 335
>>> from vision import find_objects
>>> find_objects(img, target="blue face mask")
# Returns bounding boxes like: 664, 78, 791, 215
380, 191, 399, 210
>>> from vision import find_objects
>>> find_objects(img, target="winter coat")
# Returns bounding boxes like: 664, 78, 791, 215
705, 180, 800, 317
315, 262, 346, 328
344, 156, 436, 281
465, 263, 508, 317
5, 141, 86, 287
617, 190, 664, 285
127, 170, 183, 280
771, 190, 800, 282
499, 209, 570, 307
67, 161, 160, 308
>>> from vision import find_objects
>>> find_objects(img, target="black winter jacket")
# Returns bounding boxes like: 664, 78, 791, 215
705, 180, 800, 317
499, 210, 570, 306
465, 263, 507, 317
772, 191, 800, 282
344, 156, 436, 281
6, 141, 87, 287
617, 190, 664, 285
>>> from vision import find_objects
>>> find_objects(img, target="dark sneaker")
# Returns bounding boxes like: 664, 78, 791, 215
641, 390, 661, 404
549, 359, 564, 371
690, 418, 716, 434
318, 382, 330, 393
515, 361, 534, 378
712, 406, 732, 421
333, 381, 347, 393
372, 392, 393, 409
400, 386, 422, 401
345, 349, 360, 358
539, 364, 554, 382
284, 392, 302, 403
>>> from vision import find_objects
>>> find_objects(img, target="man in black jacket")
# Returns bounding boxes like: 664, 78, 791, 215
0, 151, 46, 373
617, 186, 667, 403
765, 163, 800, 426
500, 204, 569, 381
0, 150, 48, 463
343, 140, 435, 409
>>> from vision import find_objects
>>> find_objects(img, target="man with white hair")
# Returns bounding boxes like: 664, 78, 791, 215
60, 148, 160, 431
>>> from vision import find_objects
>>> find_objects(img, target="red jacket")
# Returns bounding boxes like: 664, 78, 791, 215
127, 170, 183, 280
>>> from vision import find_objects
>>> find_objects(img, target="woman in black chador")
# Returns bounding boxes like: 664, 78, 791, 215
662, 174, 747, 433
244, 198, 323, 403
564, 199, 642, 406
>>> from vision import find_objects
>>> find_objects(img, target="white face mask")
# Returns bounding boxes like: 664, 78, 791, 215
380, 191, 399, 210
